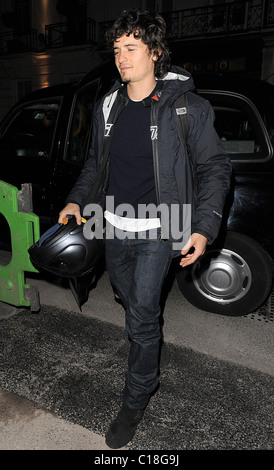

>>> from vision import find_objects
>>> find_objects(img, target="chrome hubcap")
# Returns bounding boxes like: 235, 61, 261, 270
192, 248, 252, 304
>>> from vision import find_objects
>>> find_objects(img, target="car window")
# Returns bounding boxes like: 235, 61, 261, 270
199, 91, 272, 162
0, 101, 60, 159
64, 79, 100, 165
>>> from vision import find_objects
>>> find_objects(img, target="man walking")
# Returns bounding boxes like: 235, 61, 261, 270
58, 9, 231, 448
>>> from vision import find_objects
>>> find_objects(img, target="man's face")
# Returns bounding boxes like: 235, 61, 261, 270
113, 33, 156, 84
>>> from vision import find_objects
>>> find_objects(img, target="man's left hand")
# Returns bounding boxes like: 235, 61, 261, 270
179, 233, 207, 267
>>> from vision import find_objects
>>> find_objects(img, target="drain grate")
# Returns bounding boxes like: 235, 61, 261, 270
245, 290, 274, 323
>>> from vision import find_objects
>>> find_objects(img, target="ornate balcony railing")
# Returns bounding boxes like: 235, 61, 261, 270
98, 0, 274, 47
163, 0, 274, 40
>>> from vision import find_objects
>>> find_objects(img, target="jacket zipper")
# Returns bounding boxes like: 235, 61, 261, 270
151, 99, 168, 240
151, 100, 161, 206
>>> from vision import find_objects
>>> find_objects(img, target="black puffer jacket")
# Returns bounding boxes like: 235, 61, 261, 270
66, 65, 232, 247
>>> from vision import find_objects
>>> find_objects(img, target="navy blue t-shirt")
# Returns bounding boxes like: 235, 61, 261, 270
107, 98, 157, 217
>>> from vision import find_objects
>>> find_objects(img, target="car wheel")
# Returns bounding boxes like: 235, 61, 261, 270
176, 231, 273, 316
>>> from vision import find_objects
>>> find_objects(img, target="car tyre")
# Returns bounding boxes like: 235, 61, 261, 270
176, 231, 273, 316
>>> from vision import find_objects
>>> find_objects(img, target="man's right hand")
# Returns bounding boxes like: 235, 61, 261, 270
58, 203, 82, 225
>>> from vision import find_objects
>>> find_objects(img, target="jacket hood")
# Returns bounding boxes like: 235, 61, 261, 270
159, 65, 195, 104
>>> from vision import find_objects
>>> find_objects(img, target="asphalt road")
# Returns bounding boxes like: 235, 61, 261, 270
0, 251, 273, 451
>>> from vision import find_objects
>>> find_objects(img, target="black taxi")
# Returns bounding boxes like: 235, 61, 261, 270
0, 61, 273, 316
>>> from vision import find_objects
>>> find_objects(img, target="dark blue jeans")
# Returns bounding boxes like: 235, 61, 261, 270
105, 230, 172, 410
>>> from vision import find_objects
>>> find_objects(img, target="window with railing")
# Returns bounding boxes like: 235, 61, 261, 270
52, 0, 88, 47
45, 17, 96, 48
12, 0, 31, 33
0, 0, 36, 53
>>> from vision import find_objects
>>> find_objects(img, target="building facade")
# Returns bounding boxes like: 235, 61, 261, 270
0, 0, 274, 121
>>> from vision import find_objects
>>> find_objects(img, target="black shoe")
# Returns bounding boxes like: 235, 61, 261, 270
105, 403, 144, 449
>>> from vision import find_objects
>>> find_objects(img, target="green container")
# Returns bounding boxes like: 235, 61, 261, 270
0, 181, 40, 311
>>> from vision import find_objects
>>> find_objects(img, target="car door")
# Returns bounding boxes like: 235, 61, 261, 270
0, 98, 62, 219
50, 78, 101, 221
176, 88, 274, 315
201, 89, 274, 254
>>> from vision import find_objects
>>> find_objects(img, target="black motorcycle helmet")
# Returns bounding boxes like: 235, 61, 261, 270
28, 216, 104, 278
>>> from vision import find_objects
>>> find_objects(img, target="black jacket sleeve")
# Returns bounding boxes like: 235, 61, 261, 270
187, 96, 232, 243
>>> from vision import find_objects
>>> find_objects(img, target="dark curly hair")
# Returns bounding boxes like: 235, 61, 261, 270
105, 9, 171, 78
